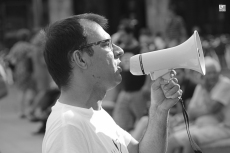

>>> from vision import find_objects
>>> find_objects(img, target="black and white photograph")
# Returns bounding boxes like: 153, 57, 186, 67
0, 0, 230, 153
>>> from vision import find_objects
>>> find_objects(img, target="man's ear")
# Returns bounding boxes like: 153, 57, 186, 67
72, 50, 88, 69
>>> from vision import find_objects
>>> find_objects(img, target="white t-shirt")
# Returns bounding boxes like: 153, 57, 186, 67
188, 76, 230, 124
42, 101, 132, 153
212, 76, 230, 126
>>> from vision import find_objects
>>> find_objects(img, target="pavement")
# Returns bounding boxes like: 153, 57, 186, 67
0, 86, 43, 153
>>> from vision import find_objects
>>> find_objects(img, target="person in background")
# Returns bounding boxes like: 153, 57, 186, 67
111, 18, 129, 46
211, 35, 227, 69
112, 24, 148, 132
32, 83, 60, 135
167, 57, 230, 153
226, 43, 230, 69
167, 69, 197, 135
170, 68, 197, 115
130, 68, 197, 141
27, 31, 53, 121
7, 41, 36, 118
138, 28, 156, 53
42, 13, 182, 153
164, 5, 187, 48
154, 32, 166, 50
0, 52, 8, 99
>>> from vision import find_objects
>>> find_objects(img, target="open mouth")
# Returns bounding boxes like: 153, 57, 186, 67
117, 66, 122, 72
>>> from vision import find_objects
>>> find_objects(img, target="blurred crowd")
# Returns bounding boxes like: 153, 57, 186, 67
109, 15, 230, 153
0, 28, 60, 134
0, 12, 230, 153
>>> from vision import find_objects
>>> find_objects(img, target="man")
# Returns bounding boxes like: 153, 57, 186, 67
167, 57, 230, 153
42, 13, 182, 153
0, 57, 8, 99
112, 25, 148, 132
8, 41, 36, 118
27, 31, 54, 124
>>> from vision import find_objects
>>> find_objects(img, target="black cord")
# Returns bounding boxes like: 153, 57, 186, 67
179, 98, 203, 153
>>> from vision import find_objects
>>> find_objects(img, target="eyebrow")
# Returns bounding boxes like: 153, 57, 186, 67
78, 39, 111, 50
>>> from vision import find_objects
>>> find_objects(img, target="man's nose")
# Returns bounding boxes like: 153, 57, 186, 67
113, 44, 124, 59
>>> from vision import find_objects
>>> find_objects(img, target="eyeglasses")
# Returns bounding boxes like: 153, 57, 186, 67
78, 39, 113, 51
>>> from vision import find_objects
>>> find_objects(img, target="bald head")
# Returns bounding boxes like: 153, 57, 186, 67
204, 56, 221, 72
202, 56, 221, 90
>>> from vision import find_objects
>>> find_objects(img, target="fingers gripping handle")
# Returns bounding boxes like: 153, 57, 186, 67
150, 69, 173, 99
150, 69, 171, 80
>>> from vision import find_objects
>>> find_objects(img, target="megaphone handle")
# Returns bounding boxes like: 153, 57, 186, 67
150, 69, 171, 80
161, 72, 171, 80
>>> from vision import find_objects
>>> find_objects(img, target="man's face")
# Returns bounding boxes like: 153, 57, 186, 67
85, 23, 124, 90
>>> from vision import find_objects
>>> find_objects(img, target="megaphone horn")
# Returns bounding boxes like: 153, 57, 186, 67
130, 30, 206, 80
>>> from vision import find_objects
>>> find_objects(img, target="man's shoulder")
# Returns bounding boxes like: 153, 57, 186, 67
49, 102, 91, 126
219, 75, 230, 83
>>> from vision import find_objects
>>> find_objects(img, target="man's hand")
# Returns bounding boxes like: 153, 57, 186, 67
150, 70, 182, 112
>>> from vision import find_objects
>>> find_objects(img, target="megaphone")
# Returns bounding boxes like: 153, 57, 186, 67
130, 30, 206, 80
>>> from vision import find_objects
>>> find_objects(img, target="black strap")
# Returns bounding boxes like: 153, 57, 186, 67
179, 98, 202, 153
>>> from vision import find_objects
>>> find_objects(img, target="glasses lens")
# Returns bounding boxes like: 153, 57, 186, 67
99, 39, 113, 50
80, 39, 113, 51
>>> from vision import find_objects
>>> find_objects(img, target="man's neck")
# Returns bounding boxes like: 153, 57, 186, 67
58, 83, 106, 111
